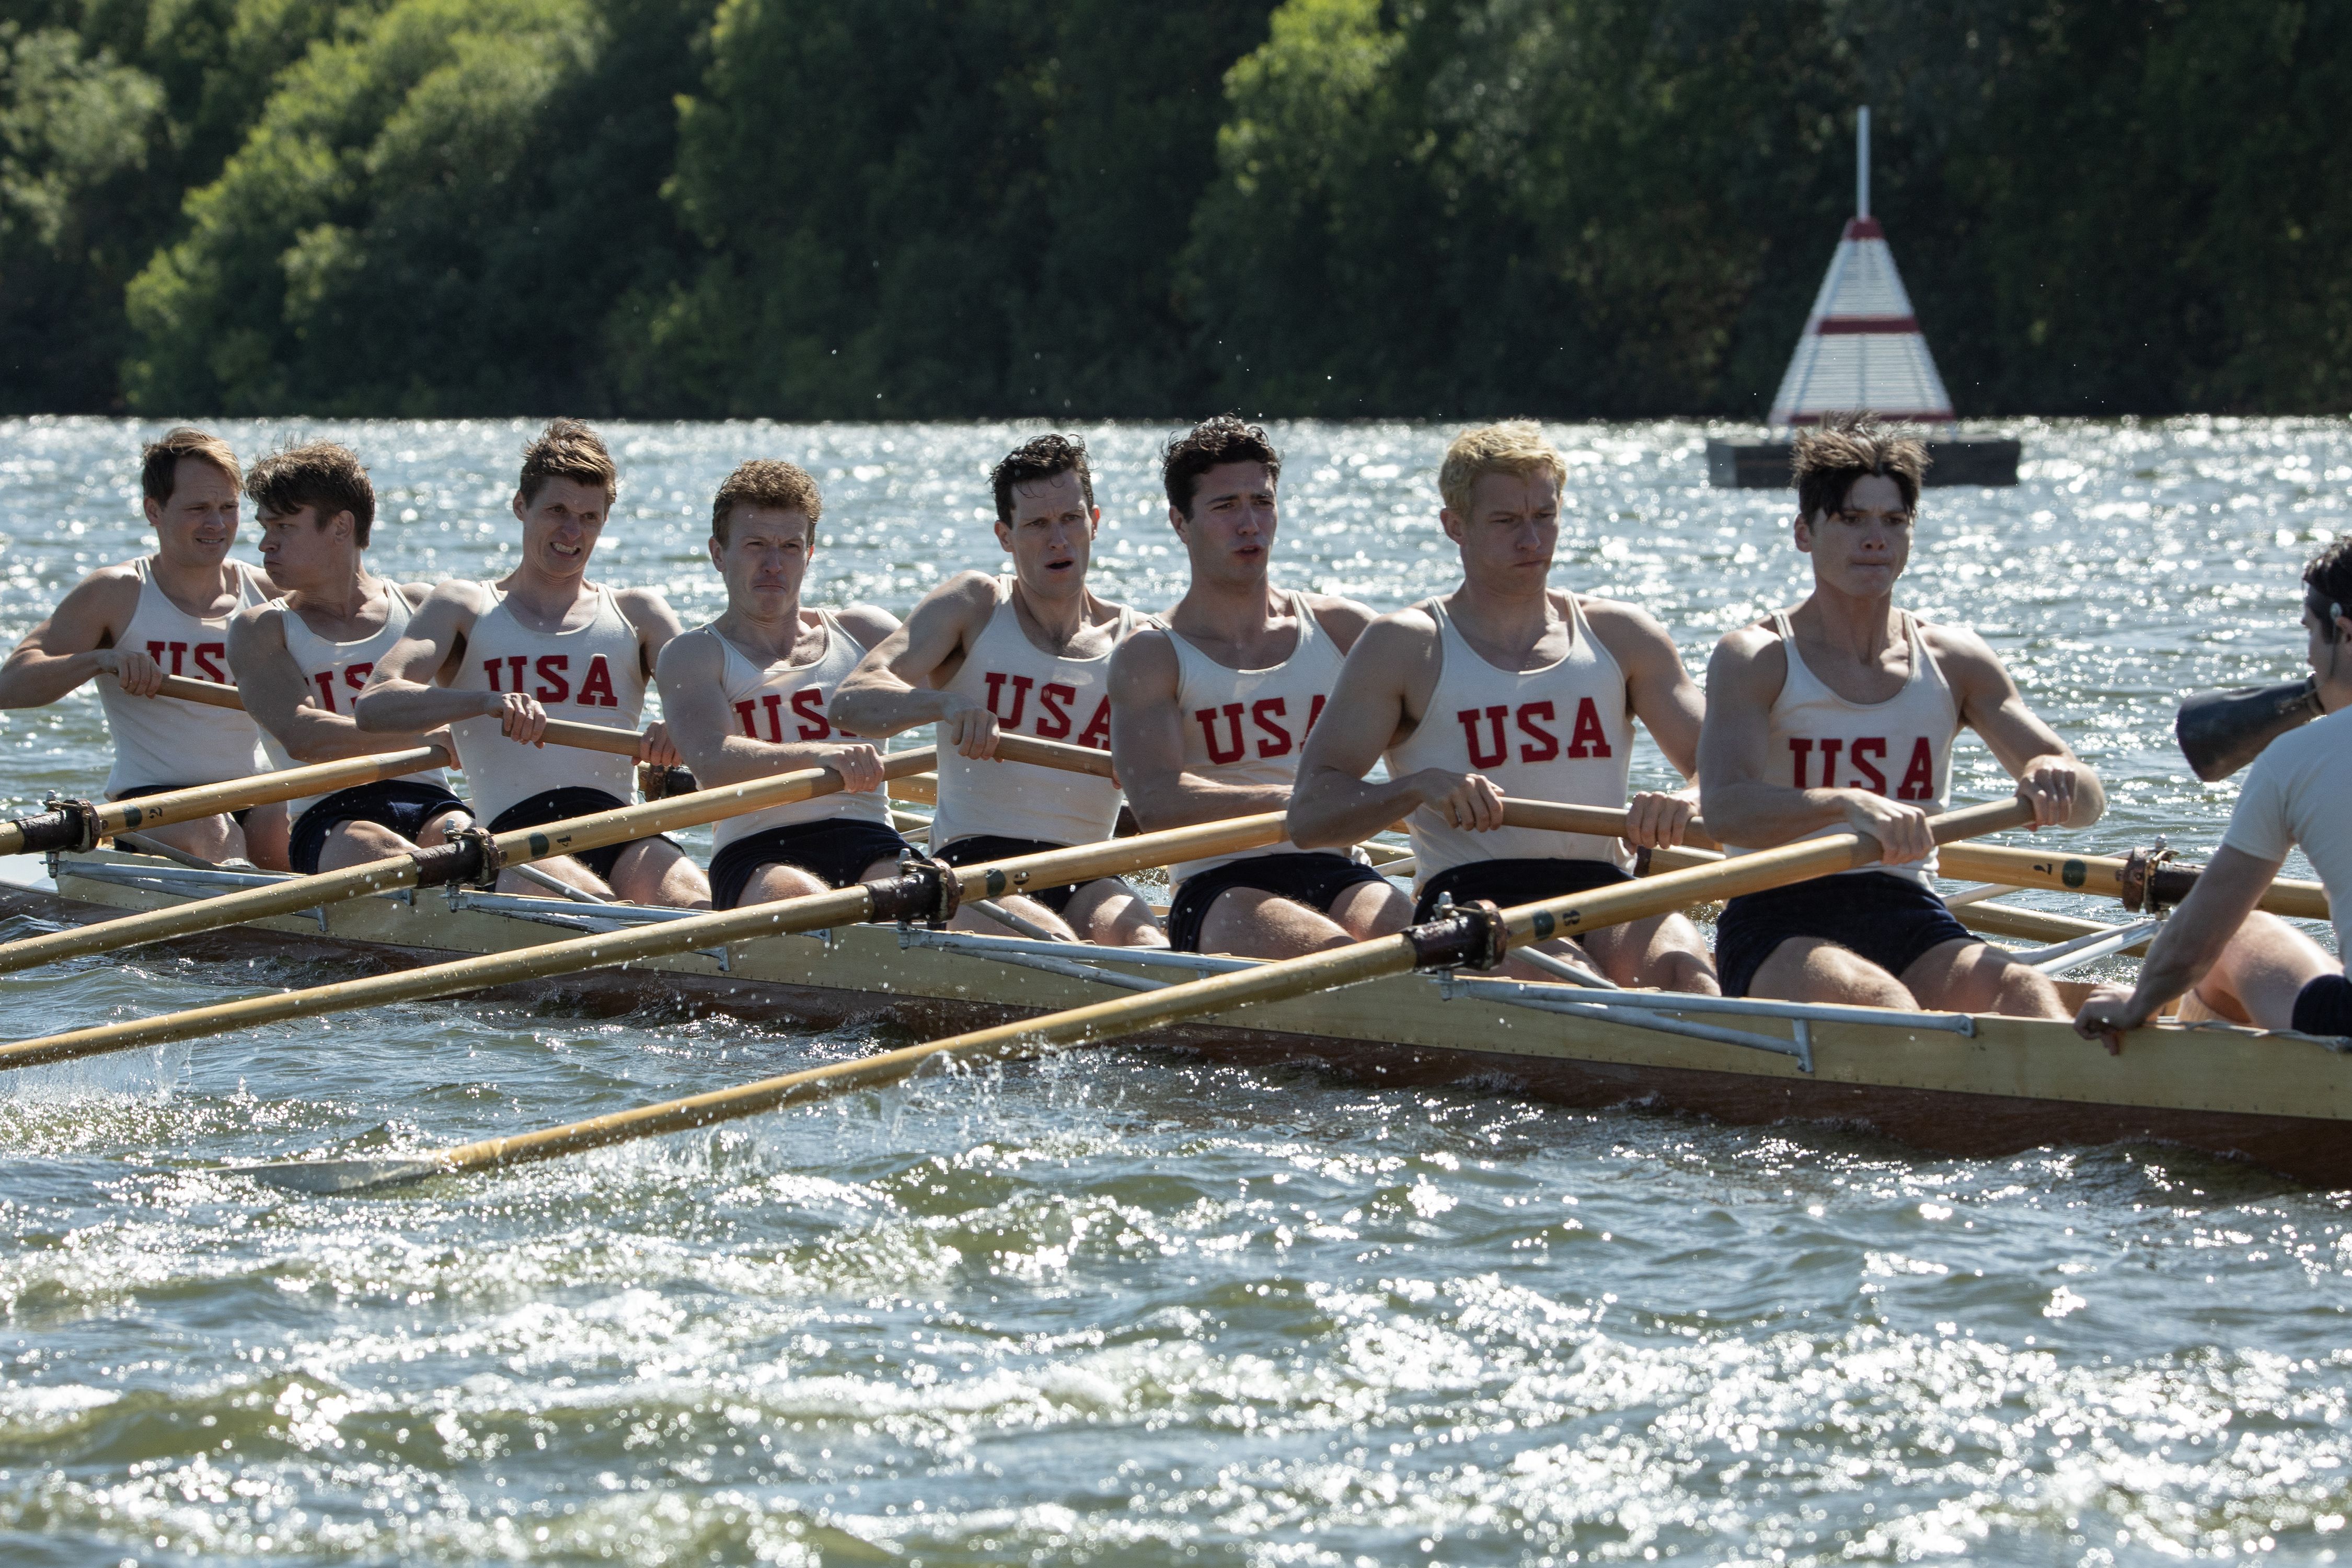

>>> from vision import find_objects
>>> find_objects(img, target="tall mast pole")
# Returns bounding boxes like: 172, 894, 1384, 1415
1857, 106, 1871, 218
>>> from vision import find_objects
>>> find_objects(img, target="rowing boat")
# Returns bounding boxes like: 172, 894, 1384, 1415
5, 815, 2347, 1187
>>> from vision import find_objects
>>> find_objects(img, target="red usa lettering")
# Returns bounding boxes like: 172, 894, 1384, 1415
1788, 734, 1937, 798
1458, 700, 1610, 767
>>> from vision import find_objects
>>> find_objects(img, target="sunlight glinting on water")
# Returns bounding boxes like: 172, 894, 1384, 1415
2, 416, 2349, 1565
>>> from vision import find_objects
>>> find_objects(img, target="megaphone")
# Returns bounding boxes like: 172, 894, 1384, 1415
2174, 675, 2323, 782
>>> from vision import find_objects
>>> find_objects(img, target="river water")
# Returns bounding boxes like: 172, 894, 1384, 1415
1, 416, 2347, 1566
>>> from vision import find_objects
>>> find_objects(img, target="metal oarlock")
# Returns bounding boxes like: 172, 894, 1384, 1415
17, 794, 103, 857
409, 826, 505, 894
868, 850, 960, 930
1405, 895, 1508, 974
2120, 841, 2195, 914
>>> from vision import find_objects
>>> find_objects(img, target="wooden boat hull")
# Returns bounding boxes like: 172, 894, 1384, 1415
4, 851, 2347, 1186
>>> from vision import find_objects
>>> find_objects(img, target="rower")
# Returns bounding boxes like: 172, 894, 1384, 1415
832, 434, 1166, 944
226, 443, 471, 875
655, 460, 908, 910
355, 420, 709, 906
1698, 417, 2103, 1016
1108, 416, 1412, 957
0, 426, 287, 868
1288, 422, 1717, 990
2076, 540, 2352, 1045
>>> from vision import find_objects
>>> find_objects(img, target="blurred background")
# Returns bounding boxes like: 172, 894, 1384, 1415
1, 0, 2345, 422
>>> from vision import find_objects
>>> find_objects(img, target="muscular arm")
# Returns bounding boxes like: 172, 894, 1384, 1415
1932, 624, 2105, 830
1288, 613, 1443, 848
1305, 593, 1379, 654
229, 606, 445, 763
354, 582, 498, 732
2077, 845, 2280, 1038
0, 569, 147, 707
832, 573, 994, 742
1697, 627, 1937, 864
1110, 629, 1294, 831
654, 630, 883, 791
617, 586, 687, 679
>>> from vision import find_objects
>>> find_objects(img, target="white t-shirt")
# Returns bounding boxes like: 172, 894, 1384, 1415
2220, 703, 2349, 960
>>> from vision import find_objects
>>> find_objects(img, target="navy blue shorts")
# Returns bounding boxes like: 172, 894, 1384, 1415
288, 779, 470, 875
115, 782, 259, 829
1168, 851, 1392, 953
710, 818, 912, 910
2293, 973, 2352, 1037
488, 787, 678, 888
1714, 872, 1976, 998
935, 835, 1086, 915
1413, 857, 1632, 924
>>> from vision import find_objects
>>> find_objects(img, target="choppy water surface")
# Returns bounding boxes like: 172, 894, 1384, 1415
2, 416, 2348, 1565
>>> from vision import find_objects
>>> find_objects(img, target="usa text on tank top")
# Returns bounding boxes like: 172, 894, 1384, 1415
929, 578, 1136, 852
1165, 591, 1346, 882
254, 586, 452, 820
707, 614, 894, 850
1384, 595, 1633, 884
448, 584, 647, 822
100, 556, 270, 798
1727, 609, 1959, 887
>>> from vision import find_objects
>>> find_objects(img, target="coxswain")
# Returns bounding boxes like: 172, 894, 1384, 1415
1288, 422, 1716, 989
226, 443, 471, 874
355, 419, 708, 906
1698, 417, 2103, 1016
656, 460, 908, 909
1108, 416, 1412, 956
2076, 540, 2352, 1045
0, 426, 287, 868
832, 434, 1165, 944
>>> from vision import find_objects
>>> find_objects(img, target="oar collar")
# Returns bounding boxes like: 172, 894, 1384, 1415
407, 826, 506, 890
1405, 896, 1509, 973
16, 795, 104, 856
863, 850, 961, 929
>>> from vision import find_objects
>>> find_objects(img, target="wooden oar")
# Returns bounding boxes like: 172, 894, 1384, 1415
0, 809, 1290, 1076
0, 676, 658, 857
248, 798, 2035, 1193
1935, 842, 2328, 921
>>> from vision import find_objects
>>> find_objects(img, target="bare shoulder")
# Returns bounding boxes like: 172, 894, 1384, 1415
1301, 591, 1378, 645
229, 599, 288, 640
1913, 617, 2015, 696
1109, 623, 1181, 690
418, 575, 493, 618
835, 603, 902, 648
64, 559, 144, 608
612, 583, 682, 631
1576, 594, 1680, 652
1712, 616, 1785, 663
1359, 602, 1442, 656
394, 580, 437, 610
653, 623, 720, 683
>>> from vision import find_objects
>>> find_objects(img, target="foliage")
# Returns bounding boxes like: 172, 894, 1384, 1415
0, 0, 2343, 416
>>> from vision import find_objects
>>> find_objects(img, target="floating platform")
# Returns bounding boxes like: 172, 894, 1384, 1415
1706, 437, 2021, 490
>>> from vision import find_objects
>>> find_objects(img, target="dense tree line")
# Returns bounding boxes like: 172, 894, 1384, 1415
0, 0, 2344, 419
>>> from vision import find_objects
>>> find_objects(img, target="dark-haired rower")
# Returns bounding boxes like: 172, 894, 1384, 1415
1698, 417, 2102, 1017
2077, 540, 2352, 1045
1108, 416, 1413, 958
833, 434, 1164, 944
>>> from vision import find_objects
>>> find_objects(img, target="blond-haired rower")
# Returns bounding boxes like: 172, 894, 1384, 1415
1289, 421, 1715, 989
0, 426, 287, 868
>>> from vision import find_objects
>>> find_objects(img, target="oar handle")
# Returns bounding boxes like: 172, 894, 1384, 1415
1497, 797, 1723, 851
154, 673, 244, 710
986, 733, 1117, 777
157, 672, 650, 760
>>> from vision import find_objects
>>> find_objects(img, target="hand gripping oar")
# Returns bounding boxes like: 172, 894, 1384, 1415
0, 808, 1289, 1078
247, 797, 2034, 1194
2174, 676, 2323, 782
0, 674, 653, 856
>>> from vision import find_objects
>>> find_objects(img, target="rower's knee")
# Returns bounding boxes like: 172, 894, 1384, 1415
1988, 959, 2069, 1020
1750, 938, 1915, 1008
742, 862, 827, 906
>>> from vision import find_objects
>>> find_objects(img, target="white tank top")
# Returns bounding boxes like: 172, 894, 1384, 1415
448, 584, 647, 822
252, 585, 453, 819
699, 614, 894, 850
1384, 595, 1633, 883
928, 579, 1137, 852
1724, 609, 1959, 886
1165, 592, 1346, 882
100, 556, 271, 798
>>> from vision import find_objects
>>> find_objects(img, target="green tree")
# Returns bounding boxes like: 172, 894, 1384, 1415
123, 0, 710, 414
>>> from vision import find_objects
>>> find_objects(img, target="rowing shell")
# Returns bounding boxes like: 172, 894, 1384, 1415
4, 847, 2348, 1186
